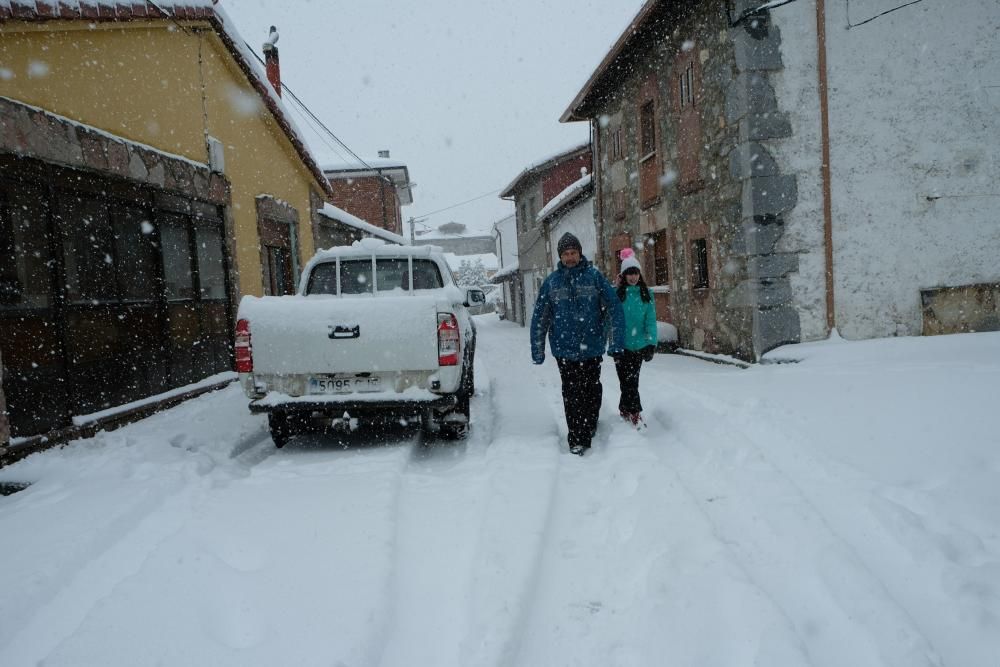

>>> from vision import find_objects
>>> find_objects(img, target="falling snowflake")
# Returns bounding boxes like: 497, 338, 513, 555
27, 61, 50, 78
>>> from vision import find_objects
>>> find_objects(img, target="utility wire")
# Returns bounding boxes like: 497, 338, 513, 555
847, 0, 929, 28
242, 40, 383, 176
410, 188, 503, 220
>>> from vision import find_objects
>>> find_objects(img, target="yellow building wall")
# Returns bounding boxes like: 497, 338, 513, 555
0, 19, 322, 298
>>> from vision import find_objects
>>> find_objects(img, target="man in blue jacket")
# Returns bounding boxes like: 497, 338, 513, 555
531, 232, 625, 455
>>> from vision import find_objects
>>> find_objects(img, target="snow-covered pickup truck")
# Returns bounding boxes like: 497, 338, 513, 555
235, 239, 484, 446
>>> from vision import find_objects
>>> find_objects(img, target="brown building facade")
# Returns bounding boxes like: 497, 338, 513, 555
323, 157, 413, 237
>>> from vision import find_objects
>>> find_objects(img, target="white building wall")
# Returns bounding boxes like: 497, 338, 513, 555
775, 0, 1000, 340
547, 197, 597, 270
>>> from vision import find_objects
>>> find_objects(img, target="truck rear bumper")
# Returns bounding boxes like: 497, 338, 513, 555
248, 394, 457, 416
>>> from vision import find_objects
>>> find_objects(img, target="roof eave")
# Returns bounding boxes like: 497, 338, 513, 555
559, 0, 663, 123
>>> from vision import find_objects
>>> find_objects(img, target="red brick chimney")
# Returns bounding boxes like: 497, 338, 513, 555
263, 26, 281, 97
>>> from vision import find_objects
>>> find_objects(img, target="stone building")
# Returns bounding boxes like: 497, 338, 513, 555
561, 0, 1000, 360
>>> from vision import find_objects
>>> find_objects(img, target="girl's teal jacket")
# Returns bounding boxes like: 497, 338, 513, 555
530, 256, 625, 363
620, 285, 657, 351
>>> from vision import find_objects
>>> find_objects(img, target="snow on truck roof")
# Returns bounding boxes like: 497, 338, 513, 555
300, 238, 448, 281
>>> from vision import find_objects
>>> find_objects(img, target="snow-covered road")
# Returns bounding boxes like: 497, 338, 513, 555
1, 317, 998, 666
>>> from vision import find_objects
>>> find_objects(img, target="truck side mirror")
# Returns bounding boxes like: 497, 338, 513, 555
465, 288, 486, 306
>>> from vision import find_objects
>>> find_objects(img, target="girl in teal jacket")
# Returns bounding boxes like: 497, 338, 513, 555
614, 248, 657, 426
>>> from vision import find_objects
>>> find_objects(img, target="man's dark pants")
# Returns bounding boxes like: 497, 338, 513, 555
556, 356, 603, 449
614, 349, 644, 414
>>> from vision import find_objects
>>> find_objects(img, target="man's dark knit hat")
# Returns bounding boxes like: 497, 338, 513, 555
557, 232, 582, 256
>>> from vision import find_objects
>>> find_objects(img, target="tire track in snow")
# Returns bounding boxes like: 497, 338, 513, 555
649, 384, 944, 667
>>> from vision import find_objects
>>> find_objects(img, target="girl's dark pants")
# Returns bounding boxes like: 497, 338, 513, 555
555, 356, 603, 449
614, 349, 644, 414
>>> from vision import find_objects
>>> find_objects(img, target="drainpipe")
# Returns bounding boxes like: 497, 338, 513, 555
816, 0, 835, 333
590, 117, 605, 273
0, 348, 9, 448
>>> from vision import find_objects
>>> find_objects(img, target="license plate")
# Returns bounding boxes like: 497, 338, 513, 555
309, 376, 381, 394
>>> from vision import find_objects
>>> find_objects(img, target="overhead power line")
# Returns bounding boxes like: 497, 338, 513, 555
242, 41, 381, 175
410, 188, 503, 220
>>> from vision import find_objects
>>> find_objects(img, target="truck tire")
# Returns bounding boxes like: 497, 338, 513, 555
268, 412, 295, 448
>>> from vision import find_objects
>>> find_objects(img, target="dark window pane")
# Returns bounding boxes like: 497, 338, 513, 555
640, 101, 656, 156
1, 183, 53, 308
266, 246, 293, 295
306, 262, 338, 295
653, 231, 670, 286
339, 259, 373, 295
194, 222, 227, 300
59, 194, 117, 304
113, 206, 159, 301
160, 214, 194, 301
692, 238, 709, 289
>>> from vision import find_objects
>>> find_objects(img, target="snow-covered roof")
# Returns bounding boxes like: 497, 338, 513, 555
491, 261, 520, 282
442, 252, 499, 272
561, 0, 662, 123
413, 223, 492, 240
0, 1, 214, 19
536, 173, 593, 224
0, 0, 335, 199
499, 142, 591, 198
321, 158, 409, 172
318, 203, 405, 246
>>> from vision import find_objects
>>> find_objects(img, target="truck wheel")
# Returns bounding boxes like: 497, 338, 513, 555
268, 412, 294, 448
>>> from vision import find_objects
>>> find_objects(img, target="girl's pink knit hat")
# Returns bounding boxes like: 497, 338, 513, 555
619, 247, 641, 273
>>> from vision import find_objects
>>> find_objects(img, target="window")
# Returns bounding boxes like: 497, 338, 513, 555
160, 214, 194, 301
0, 183, 52, 308
306, 258, 443, 295
653, 231, 670, 286
639, 101, 656, 159
194, 222, 227, 300
679, 63, 694, 108
266, 246, 294, 296
608, 126, 624, 162
59, 194, 117, 304
613, 190, 626, 220
692, 238, 709, 289
113, 206, 159, 301
675, 49, 703, 193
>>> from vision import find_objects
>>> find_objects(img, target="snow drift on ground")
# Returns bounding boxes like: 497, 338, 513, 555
1, 320, 997, 666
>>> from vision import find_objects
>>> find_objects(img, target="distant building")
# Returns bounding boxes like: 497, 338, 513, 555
323, 153, 413, 237
412, 222, 495, 255
490, 214, 521, 323
500, 143, 593, 325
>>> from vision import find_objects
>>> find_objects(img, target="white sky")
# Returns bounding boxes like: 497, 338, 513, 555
220, 0, 641, 235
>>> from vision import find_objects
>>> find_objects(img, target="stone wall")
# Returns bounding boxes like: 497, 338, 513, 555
0, 96, 229, 206
592, 2, 801, 360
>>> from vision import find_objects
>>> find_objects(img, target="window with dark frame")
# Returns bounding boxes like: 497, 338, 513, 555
639, 101, 656, 158
692, 238, 709, 289
613, 190, 626, 220
608, 126, 624, 162
679, 63, 694, 108
653, 231, 670, 286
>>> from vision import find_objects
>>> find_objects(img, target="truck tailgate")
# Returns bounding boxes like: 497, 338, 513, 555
241, 295, 442, 375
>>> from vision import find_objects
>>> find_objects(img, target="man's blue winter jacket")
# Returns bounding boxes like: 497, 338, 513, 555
530, 256, 625, 363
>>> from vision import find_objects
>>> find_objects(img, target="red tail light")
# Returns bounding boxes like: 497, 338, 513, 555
437, 313, 460, 366
235, 318, 253, 373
